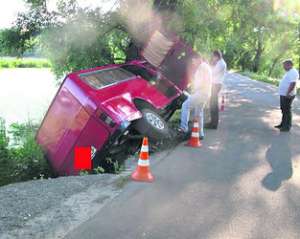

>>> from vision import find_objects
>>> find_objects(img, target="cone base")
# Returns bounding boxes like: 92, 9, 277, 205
185, 141, 202, 148
131, 170, 154, 183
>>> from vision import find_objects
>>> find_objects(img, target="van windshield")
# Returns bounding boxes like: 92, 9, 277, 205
122, 64, 178, 98
121, 65, 157, 82
80, 68, 135, 89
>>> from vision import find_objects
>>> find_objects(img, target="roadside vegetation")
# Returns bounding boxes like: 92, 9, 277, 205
242, 71, 280, 86
0, 118, 53, 186
0, 58, 51, 68
242, 71, 300, 95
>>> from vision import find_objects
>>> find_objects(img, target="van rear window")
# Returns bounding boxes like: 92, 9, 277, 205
80, 68, 135, 89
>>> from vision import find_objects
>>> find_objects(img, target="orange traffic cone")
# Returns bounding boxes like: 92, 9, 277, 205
131, 137, 154, 183
220, 94, 225, 112
186, 120, 202, 148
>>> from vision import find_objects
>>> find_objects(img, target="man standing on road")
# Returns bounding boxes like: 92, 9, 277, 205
206, 50, 227, 129
275, 60, 299, 132
178, 57, 212, 140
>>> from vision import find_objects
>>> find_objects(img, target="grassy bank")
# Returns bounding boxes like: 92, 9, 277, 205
0, 118, 53, 186
0, 58, 51, 68
241, 71, 300, 95
242, 71, 280, 86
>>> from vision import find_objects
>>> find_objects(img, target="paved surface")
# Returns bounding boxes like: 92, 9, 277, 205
0, 174, 120, 239
65, 73, 300, 239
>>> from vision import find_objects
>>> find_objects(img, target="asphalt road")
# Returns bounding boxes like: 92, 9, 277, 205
65, 73, 300, 239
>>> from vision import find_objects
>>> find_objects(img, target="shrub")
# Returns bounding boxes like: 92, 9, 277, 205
0, 118, 53, 187
0, 119, 13, 186
9, 136, 51, 182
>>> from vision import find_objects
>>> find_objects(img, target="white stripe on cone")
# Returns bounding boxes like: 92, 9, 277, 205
192, 132, 199, 137
141, 145, 149, 152
138, 159, 150, 167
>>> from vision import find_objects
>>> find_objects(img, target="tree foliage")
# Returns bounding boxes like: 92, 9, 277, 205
23, 0, 128, 78
176, 0, 299, 75
0, 0, 54, 57
0, 28, 33, 57
2, 0, 300, 78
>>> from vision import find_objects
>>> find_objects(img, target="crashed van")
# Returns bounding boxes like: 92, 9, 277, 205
37, 31, 200, 175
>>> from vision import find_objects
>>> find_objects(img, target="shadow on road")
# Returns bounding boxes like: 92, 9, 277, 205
262, 133, 293, 191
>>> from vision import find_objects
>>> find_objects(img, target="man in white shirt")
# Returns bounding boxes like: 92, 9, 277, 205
178, 56, 212, 140
275, 60, 299, 132
206, 50, 227, 129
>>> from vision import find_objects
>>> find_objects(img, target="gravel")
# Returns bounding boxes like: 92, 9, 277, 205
0, 174, 122, 239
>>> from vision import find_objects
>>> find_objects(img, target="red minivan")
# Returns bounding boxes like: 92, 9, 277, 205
37, 31, 199, 175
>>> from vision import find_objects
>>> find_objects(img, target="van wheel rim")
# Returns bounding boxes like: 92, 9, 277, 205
145, 112, 165, 130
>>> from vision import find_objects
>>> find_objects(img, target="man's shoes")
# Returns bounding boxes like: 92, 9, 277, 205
176, 128, 190, 140
200, 136, 204, 140
280, 127, 290, 132
274, 124, 282, 129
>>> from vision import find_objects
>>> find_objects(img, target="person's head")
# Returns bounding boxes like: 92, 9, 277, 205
283, 59, 293, 71
212, 50, 222, 63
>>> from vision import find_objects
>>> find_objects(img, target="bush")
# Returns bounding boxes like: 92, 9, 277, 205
0, 118, 53, 187
0, 119, 13, 186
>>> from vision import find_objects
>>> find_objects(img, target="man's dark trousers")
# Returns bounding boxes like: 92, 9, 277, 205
280, 95, 295, 129
209, 84, 222, 128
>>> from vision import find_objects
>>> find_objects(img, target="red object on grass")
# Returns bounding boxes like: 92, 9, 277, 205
74, 147, 92, 170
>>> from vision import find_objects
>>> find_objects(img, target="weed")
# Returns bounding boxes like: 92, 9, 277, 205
93, 166, 105, 174
79, 170, 89, 176
0, 118, 53, 186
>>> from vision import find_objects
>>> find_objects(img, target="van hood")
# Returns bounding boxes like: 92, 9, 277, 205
141, 30, 199, 90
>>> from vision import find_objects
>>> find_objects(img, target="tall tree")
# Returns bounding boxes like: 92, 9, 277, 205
9, 0, 299, 78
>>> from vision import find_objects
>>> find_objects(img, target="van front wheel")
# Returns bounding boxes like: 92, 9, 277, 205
133, 108, 170, 140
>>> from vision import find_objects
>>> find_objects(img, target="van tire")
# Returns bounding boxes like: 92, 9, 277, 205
133, 108, 170, 140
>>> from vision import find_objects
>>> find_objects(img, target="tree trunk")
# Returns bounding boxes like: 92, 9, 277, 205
268, 56, 281, 77
153, 0, 178, 11
125, 40, 141, 62
298, 22, 300, 74
253, 34, 263, 73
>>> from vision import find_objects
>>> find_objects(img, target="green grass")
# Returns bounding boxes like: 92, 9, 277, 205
241, 71, 280, 86
241, 71, 300, 95
240, 71, 300, 95
0, 58, 51, 68
0, 118, 53, 187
